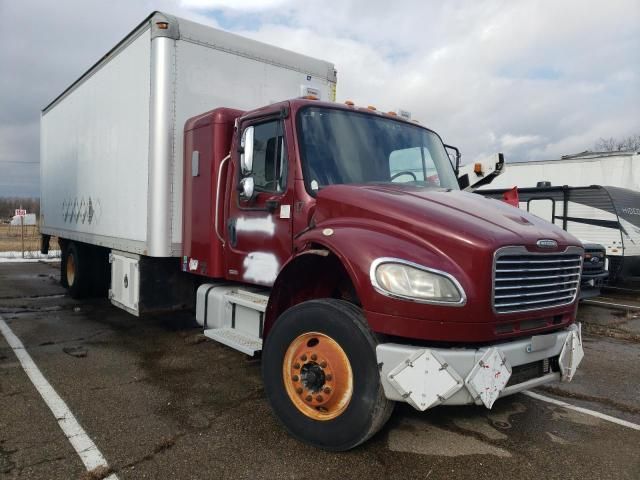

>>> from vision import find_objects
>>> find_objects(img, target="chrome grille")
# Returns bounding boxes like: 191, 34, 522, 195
493, 246, 583, 314
582, 247, 606, 275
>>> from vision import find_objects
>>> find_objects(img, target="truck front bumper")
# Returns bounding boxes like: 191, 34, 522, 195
376, 323, 584, 411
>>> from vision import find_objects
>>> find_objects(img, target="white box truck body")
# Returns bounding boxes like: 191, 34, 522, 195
40, 11, 336, 257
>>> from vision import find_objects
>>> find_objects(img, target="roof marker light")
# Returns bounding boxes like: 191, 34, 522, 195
345, 100, 355, 106
156, 21, 169, 30
302, 95, 319, 100
387, 111, 397, 116
367, 105, 377, 111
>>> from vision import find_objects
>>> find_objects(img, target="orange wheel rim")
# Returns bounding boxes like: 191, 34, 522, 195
66, 254, 76, 286
283, 332, 353, 421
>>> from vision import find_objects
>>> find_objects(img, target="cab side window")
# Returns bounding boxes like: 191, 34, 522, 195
250, 120, 287, 193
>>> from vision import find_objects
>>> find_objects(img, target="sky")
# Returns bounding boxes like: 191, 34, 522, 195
0, 0, 638, 197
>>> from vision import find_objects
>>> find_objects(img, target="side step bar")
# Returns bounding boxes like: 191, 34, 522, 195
196, 283, 269, 356
204, 328, 263, 356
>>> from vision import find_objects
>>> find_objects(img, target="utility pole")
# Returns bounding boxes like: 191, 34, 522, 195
21, 213, 25, 259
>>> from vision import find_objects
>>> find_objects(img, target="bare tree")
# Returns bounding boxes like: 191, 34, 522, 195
0, 197, 40, 221
594, 134, 640, 152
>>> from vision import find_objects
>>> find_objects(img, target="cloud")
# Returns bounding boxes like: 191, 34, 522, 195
1, 0, 638, 196
180, 0, 289, 10
500, 134, 544, 148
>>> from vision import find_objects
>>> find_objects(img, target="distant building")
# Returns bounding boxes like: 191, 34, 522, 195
10, 213, 37, 226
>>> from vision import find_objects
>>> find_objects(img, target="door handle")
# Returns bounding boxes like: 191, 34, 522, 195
227, 218, 237, 247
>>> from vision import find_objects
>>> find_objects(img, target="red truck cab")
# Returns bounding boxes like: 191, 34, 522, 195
183, 98, 585, 450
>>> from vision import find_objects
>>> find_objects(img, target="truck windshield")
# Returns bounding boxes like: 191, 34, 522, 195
297, 106, 459, 192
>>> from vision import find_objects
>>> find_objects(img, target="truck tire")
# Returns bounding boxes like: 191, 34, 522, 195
62, 242, 90, 299
262, 299, 394, 451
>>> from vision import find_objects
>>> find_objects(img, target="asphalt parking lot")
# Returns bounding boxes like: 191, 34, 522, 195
1, 262, 639, 479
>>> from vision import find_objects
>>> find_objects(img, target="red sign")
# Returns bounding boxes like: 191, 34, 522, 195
15, 209, 27, 216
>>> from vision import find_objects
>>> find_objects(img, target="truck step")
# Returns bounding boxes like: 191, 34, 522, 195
224, 290, 269, 312
204, 327, 263, 356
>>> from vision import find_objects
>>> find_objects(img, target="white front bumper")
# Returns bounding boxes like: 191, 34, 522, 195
376, 324, 584, 411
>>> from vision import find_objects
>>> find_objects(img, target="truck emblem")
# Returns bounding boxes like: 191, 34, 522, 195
536, 239, 557, 249
590, 256, 600, 264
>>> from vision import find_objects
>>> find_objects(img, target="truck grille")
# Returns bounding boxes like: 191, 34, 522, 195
493, 246, 583, 314
582, 247, 606, 276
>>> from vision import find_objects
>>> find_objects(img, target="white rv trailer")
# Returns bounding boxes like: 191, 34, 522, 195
479, 185, 640, 284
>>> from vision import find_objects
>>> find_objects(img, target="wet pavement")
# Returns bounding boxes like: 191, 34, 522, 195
1, 262, 639, 479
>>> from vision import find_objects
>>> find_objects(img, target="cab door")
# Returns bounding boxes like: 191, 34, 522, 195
224, 116, 293, 287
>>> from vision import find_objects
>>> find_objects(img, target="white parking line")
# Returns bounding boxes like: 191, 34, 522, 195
582, 299, 640, 311
0, 317, 119, 479
523, 390, 640, 431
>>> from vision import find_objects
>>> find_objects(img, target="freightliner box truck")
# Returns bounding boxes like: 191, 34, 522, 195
41, 11, 585, 450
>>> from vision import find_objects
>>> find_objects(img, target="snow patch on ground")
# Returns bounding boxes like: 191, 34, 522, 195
0, 250, 61, 263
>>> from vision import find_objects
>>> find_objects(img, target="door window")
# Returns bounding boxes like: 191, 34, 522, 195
249, 120, 287, 193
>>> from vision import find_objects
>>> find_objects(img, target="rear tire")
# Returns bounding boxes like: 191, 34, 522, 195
61, 242, 90, 299
262, 299, 394, 451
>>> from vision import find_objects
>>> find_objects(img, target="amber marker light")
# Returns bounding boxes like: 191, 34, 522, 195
302, 95, 319, 100
387, 111, 397, 116
474, 163, 483, 174
345, 100, 355, 106
367, 105, 377, 110
156, 21, 169, 29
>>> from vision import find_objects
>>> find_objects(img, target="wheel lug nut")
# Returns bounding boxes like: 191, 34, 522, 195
326, 374, 333, 381
310, 353, 317, 361
323, 387, 331, 394
301, 354, 307, 361
320, 361, 327, 368
294, 363, 300, 369
305, 395, 312, 402
316, 395, 323, 402
296, 387, 303, 394
292, 375, 299, 382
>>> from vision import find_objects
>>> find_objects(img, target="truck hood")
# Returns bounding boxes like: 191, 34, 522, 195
313, 184, 580, 252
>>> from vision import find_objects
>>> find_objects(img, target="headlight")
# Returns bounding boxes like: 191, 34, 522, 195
370, 258, 465, 305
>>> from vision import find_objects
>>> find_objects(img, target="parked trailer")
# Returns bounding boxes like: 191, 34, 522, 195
478, 150, 640, 191
479, 185, 640, 285
41, 11, 586, 450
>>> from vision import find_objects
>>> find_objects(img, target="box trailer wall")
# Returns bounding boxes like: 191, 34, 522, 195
42, 12, 336, 258
480, 154, 640, 191
41, 28, 152, 254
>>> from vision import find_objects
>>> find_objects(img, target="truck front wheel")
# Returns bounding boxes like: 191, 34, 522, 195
262, 299, 394, 451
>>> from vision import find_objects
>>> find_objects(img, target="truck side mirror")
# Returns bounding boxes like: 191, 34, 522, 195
444, 144, 461, 176
240, 126, 254, 174
239, 176, 255, 200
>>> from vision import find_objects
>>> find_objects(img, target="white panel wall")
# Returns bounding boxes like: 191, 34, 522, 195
41, 30, 151, 247
169, 39, 334, 246
482, 155, 640, 190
